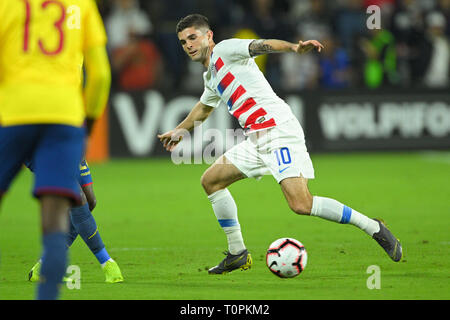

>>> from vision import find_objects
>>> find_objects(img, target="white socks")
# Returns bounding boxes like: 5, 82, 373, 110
208, 189, 246, 255
311, 196, 380, 236
207, 190, 380, 254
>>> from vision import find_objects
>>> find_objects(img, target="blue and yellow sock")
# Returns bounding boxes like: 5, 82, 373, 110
70, 203, 111, 265
66, 219, 78, 247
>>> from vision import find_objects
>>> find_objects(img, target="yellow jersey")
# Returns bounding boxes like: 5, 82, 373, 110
0, 0, 107, 127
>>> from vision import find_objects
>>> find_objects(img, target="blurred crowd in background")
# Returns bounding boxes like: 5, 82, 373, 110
96, 0, 450, 92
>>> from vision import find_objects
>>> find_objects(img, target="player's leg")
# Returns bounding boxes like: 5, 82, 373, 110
28, 222, 77, 283
279, 176, 402, 261
71, 181, 123, 283
67, 208, 79, 247
28, 188, 78, 283
25, 159, 79, 247
28, 214, 77, 282
23, 154, 73, 283
202, 140, 265, 274
70, 188, 108, 264
32, 124, 85, 299
280, 176, 378, 230
263, 119, 402, 262
201, 155, 247, 257
201, 155, 247, 195
70, 202, 124, 283
78, 162, 122, 282
28, 187, 123, 283
29, 160, 123, 284
37, 194, 71, 299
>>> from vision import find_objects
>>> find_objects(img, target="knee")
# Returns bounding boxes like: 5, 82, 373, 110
201, 170, 229, 195
288, 196, 313, 216
200, 171, 217, 195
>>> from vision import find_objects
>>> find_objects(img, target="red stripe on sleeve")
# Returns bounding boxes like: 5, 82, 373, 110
218, 72, 235, 93
228, 85, 246, 108
215, 58, 224, 71
244, 108, 267, 128
249, 118, 276, 131
232, 98, 257, 119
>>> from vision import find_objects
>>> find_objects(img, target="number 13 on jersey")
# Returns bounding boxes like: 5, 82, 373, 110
22, 0, 81, 55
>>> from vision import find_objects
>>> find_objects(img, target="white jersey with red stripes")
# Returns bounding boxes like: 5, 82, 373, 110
200, 38, 297, 133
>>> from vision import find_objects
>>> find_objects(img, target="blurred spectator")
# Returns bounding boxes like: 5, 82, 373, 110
279, 28, 320, 91
437, 0, 450, 36
390, 0, 429, 86
334, 0, 367, 52
107, 0, 152, 51
318, 36, 352, 89
239, 0, 293, 88
293, 0, 336, 41
144, 0, 197, 89
423, 11, 450, 88
238, 0, 291, 39
279, 50, 319, 91
106, 0, 162, 91
358, 29, 399, 88
97, 0, 449, 91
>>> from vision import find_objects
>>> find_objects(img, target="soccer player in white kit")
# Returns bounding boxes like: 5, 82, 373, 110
158, 14, 402, 274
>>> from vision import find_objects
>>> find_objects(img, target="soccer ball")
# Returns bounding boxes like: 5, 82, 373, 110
266, 238, 307, 278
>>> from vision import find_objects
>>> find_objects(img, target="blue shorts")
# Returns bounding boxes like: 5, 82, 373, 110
0, 124, 86, 204
24, 158, 93, 188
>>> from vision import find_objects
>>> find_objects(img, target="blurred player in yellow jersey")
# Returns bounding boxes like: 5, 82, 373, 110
0, 0, 111, 299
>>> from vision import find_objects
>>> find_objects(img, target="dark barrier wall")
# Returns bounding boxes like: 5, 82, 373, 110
303, 90, 450, 152
108, 89, 450, 158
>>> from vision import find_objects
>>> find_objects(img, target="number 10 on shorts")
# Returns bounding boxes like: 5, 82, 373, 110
274, 147, 291, 166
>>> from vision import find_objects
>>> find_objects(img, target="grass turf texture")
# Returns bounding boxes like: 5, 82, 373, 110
0, 152, 448, 300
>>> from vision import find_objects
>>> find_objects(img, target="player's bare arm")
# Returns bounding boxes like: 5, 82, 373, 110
249, 39, 324, 57
158, 101, 214, 151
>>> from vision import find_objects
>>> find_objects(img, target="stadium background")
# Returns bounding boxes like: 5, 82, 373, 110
87, 0, 450, 161
0, 0, 449, 301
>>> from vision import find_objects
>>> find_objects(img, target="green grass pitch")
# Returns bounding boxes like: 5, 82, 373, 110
0, 151, 449, 300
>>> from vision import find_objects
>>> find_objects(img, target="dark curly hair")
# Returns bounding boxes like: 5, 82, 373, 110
176, 14, 211, 34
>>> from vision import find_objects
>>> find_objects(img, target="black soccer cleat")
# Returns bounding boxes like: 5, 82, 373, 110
372, 219, 403, 262
208, 249, 252, 274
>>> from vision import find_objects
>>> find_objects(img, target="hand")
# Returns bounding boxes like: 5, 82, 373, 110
295, 40, 324, 54
157, 128, 187, 152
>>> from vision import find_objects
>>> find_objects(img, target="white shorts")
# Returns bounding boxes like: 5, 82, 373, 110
224, 118, 315, 183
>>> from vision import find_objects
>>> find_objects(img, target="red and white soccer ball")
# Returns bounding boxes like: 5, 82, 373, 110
266, 238, 307, 278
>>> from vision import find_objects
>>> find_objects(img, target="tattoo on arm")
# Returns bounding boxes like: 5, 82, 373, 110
249, 39, 275, 57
